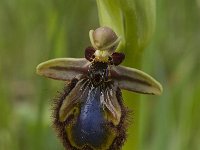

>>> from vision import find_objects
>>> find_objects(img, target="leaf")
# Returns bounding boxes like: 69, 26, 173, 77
96, 0, 156, 67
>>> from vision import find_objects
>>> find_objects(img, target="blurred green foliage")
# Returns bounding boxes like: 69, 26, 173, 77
0, 0, 200, 150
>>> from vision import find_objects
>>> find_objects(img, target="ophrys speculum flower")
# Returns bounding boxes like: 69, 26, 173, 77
36, 27, 162, 150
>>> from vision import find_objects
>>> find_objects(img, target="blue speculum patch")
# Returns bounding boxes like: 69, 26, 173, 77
72, 87, 107, 148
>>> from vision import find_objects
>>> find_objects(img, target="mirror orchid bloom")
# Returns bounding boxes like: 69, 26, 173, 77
36, 27, 162, 150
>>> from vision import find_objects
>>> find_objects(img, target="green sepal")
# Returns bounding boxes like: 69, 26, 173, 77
36, 58, 89, 81
111, 65, 163, 95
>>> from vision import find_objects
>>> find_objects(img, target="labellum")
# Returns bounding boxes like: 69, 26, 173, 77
36, 27, 163, 150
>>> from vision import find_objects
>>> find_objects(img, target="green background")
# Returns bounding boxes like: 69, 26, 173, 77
0, 0, 200, 150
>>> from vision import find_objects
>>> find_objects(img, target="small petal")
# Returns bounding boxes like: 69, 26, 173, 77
112, 52, 125, 66
85, 47, 95, 62
36, 58, 89, 81
111, 65, 163, 95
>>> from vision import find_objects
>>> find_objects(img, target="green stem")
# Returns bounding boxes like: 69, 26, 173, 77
96, 0, 156, 149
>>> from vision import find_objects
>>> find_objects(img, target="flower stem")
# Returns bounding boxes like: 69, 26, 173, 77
96, 0, 156, 149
